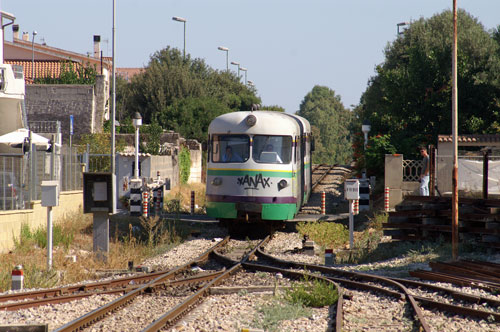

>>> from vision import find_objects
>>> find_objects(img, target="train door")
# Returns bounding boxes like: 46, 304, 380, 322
295, 136, 303, 211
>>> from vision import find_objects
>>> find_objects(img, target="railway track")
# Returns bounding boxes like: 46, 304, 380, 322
4, 232, 499, 331
311, 163, 335, 191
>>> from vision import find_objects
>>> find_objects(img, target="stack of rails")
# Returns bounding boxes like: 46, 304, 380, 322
383, 195, 500, 248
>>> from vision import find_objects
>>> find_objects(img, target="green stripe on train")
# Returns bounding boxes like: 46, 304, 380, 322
207, 202, 297, 220
207, 169, 294, 178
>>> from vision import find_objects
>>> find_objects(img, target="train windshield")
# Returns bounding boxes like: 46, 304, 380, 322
252, 135, 292, 164
211, 134, 250, 163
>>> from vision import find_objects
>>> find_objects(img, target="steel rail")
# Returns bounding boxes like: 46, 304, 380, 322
410, 270, 500, 292
0, 271, 224, 311
53, 236, 229, 332
255, 248, 431, 332
141, 236, 271, 332
312, 164, 335, 191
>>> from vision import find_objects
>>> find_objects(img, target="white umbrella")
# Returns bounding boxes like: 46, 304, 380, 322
0, 128, 50, 150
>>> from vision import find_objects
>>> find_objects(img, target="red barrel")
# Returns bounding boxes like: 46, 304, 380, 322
321, 191, 326, 214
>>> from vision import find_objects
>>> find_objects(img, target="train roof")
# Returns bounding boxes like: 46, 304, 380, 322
209, 111, 311, 136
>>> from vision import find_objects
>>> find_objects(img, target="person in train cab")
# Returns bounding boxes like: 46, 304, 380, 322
222, 145, 243, 162
263, 144, 283, 163
419, 146, 430, 196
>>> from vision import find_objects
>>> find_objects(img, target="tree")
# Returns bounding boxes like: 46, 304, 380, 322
359, 9, 500, 158
34, 60, 97, 85
297, 86, 353, 164
118, 47, 260, 144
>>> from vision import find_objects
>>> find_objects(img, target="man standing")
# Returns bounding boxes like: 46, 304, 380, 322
419, 146, 430, 196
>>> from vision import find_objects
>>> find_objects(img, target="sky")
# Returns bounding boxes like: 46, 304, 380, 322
1, 1, 500, 113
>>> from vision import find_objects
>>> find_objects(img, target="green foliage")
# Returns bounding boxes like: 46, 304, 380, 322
253, 299, 312, 332
297, 86, 354, 164
141, 122, 163, 155
359, 9, 500, 158
179, 146, 191, 184
262, 105, 285, 112
118, 47, 260, 143
356, 134, 397, 177
284, 276, 339, 307
14, 223, 73, 250
296, 221, 349, 249
34, 60, 97, 85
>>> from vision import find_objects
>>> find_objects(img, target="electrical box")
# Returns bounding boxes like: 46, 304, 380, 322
83, 172, 113, 213
344, 179, 360, 200
41, 180, 59, 207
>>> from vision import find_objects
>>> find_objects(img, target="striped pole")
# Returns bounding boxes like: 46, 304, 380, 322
353, 199, 359, 215
321, 191, 326, 214
142, 191, 149, 218
384, 187, 390, 212
11, 265, 23, 290
191, 191, 195, 214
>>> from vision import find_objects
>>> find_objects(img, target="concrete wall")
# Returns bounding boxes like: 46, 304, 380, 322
0, 190, 83, 253
25, 76, 108, 144
437, 141, 453, 194
186, 140, 202, 184
384, 154, 420, 208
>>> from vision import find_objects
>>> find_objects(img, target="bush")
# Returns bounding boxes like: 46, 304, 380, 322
296, 221, 349, 249
179, 146, 191, 184
284, 276, 339, 307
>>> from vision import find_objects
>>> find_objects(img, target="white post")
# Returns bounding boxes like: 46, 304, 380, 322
47, 206, 53, 269
349, 199, 354, 249
134, 126, 139, 179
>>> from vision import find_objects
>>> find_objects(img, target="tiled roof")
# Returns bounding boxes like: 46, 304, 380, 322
116, 68, 144, 82
438, 135, 500, 145
5, 60, 82, 83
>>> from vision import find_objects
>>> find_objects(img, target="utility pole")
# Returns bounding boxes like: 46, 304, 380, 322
451, 0, 459, 260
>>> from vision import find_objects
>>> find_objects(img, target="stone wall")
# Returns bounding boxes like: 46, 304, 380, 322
25, 75, 107, 144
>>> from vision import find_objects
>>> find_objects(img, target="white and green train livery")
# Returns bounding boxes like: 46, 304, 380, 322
206, 111, 312, 222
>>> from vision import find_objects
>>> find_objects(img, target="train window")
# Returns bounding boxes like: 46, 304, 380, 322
252, 135, 292, 164
211, 134, 249, 163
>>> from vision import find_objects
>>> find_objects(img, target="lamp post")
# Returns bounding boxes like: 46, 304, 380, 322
133, 112, 142, 179
230, 61, 240, 78
397, 22, 410, 35
172, 16, 187, 59
31, 30, 37, 80
240, 67, 247, 84
218, 46, 229, 71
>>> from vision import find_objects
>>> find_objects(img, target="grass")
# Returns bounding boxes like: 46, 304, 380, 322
251, 276, 338, 331
0, 203, 192, 292
164, 182, 206, 213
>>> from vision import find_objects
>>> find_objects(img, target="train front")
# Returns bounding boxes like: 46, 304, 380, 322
206, 111, 300, 222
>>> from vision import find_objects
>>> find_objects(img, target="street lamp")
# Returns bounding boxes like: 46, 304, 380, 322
133, 112, 142, 179
172, 16, 187, 59
361, 120, 371, 149
218, 46, 229, 71
397, 22, 410, 35
239, 67, 247, 84
31, 30, 37, 80
230, 61, 240, 78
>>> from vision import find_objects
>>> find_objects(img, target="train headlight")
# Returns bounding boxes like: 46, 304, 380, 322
245, 114, 257, 127
278, 179, 288, 191
211, 177, 223, 186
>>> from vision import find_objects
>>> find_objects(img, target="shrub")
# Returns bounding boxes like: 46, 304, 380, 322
284, 276, 339, 308
296, 221, 349, 249
179, 145, 191, 184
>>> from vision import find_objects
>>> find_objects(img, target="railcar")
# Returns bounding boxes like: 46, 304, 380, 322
206, 111, 312, 225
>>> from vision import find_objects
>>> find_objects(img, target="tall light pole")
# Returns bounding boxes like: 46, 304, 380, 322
240, 67, 247, 84
133, 112, 142, 179
361, 120, 371, 179
172, 16, 186, 59
31, 30, 37, 80
451, 0, 459, 260
230, 61, 240, 78
218, 46, 229, 71
111, 0, 117, 213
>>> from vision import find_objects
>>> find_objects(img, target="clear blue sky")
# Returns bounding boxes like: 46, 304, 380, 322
2, 1, 499, 113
